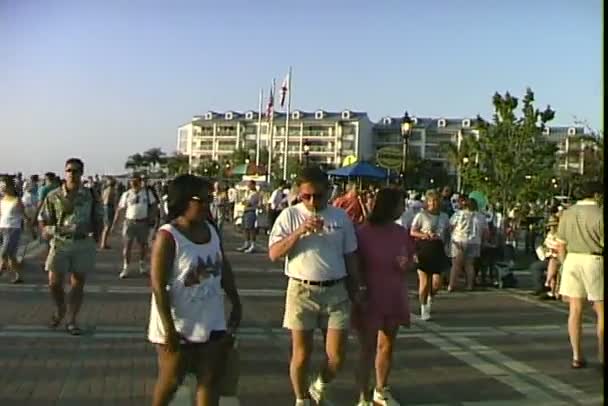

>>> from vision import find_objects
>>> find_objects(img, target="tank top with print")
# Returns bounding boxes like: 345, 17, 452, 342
147, 223, 226, 344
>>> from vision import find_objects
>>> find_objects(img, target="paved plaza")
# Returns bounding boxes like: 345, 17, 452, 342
0, 226, 603, 406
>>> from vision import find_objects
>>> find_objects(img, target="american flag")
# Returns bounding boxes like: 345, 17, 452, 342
280, 73, 289, 108
266, 80, 275, 117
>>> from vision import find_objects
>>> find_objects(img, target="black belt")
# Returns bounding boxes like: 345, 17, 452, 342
127, 218, 148, 223
290, 277, 345, 287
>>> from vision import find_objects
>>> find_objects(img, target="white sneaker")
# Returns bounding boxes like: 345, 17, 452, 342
309, 377, 334, 405
119, 268, 129, 279
236, 242, 250, 252
420, 304, 431, 321
243, 243, 256, 254
373, 386, 400, 406
427, 295, 433, 312
295, 399, 311, 406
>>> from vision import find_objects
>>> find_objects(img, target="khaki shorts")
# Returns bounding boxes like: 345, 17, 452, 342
282, 278, 351, 331
123, 220, 149, 244
559, 253, 604, 302
46, 238, 97, 275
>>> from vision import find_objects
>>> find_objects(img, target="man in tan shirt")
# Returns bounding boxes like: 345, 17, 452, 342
555, 181, 603, 369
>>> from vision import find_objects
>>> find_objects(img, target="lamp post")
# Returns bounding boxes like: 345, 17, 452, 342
460, 156, 470, 193
303, 139, 311, 167
400, 111, 413, 189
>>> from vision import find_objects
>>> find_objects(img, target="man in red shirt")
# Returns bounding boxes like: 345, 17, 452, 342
333, 183, 366, 224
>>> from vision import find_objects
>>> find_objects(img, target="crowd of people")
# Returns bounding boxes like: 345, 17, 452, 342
0, 161, 603, 406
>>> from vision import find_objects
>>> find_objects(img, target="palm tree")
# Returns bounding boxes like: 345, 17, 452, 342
143, 148, 167, 173
125, 153, 146, 173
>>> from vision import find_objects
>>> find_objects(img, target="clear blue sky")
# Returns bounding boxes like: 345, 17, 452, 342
0, 0, 602, 176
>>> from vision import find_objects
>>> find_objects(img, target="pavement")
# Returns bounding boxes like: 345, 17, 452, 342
0, 225, 603, 406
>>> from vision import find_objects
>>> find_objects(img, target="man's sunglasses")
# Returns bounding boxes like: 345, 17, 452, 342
300, 193, 325, 201
191, 195, 213, 203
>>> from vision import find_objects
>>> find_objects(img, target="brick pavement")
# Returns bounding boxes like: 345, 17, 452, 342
0, 224, 603, 405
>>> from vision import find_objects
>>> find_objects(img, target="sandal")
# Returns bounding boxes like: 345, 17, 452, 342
49, 307, 66, 329
571, 358, 587, 369
66, 324, 82, 336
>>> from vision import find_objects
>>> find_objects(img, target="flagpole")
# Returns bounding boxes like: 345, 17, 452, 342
256, 88, 263, 166
267, 79, 276, 183
282, 67, 292, 180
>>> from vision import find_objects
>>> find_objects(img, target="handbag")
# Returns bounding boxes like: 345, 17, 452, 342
219, 334, 240, 396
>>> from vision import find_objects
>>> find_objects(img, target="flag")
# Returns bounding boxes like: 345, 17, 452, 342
280, 72, 289, 108
266, 81, 274, 117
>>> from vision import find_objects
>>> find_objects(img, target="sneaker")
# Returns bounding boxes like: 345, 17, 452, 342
295, 399, 312, 406
236, 242, 250, 252
119, 267, 129, 279
373, 386, 400, 406
243, 243, 256, 254
420, 304, 431, 321
309, 377, 334, 405
427, 295, 433, 310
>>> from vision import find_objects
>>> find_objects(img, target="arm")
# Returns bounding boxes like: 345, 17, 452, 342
268, 226, 306, 262
409, 213, 428, 240
268, 210, 314, 262
150, 230, 179, 348
219, 252, 242, 333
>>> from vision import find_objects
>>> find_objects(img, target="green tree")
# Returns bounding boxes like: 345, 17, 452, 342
230, 148, 250, 165
460, 88, 557, 212
125, 153, 146, 173
143, 148, 167, 173
165, 153, 190, 176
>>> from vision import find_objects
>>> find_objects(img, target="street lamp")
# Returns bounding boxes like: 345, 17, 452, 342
400, 111, 413, 189
303, 139, 311, 167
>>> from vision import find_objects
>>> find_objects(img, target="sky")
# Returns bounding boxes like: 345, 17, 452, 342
0, 0, 602, 176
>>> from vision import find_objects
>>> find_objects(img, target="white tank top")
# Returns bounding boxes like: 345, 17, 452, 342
147, 223, 226, 344
0, 197, 23, 229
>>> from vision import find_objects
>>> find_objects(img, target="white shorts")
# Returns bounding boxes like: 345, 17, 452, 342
559, 253, 603, 302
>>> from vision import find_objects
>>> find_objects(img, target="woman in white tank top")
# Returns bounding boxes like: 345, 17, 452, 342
148, 174, 242, 406
0, 176, 29, 283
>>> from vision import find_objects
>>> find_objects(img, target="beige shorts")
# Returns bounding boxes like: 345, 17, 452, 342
282, 278, 351, 331
123, 220, 150, 244
46, 238, 97, 275
559, 253, 604, 302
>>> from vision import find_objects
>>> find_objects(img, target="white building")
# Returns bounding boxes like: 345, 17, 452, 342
177, 110, 375, 169
178, 111, 588, 175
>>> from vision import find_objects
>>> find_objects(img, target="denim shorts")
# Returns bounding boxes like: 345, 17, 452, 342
242, 210, 256, 230
0, 228, 21, 258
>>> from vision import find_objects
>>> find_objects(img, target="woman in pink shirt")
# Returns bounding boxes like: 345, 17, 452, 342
354, 188, 414, 406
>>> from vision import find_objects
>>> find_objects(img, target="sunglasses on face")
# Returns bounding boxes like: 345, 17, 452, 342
65, 167, 82, 173
300, 192, 325, 201
191, 194, 213, 204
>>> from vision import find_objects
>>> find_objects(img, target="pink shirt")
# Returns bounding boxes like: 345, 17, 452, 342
356, 223, 414, 328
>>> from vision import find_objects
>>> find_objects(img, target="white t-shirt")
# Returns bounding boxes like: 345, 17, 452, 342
411, 210, 451, 243
268, 203, 357, 281
148, 223, 226, 344
450, 210, 487, 244
118, 188, 157, 220
243, 190, 260, 212
0, 197, 23, 229
227, 188, 237, 203
269, 189, 284, 210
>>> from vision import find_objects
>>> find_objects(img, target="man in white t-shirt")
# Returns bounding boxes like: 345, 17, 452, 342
112, 174, 157, 278
268, 167, 364, 406
268, 182, 287, 231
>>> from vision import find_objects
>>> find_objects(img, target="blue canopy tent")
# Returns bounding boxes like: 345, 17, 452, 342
327, 162, 389, 179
